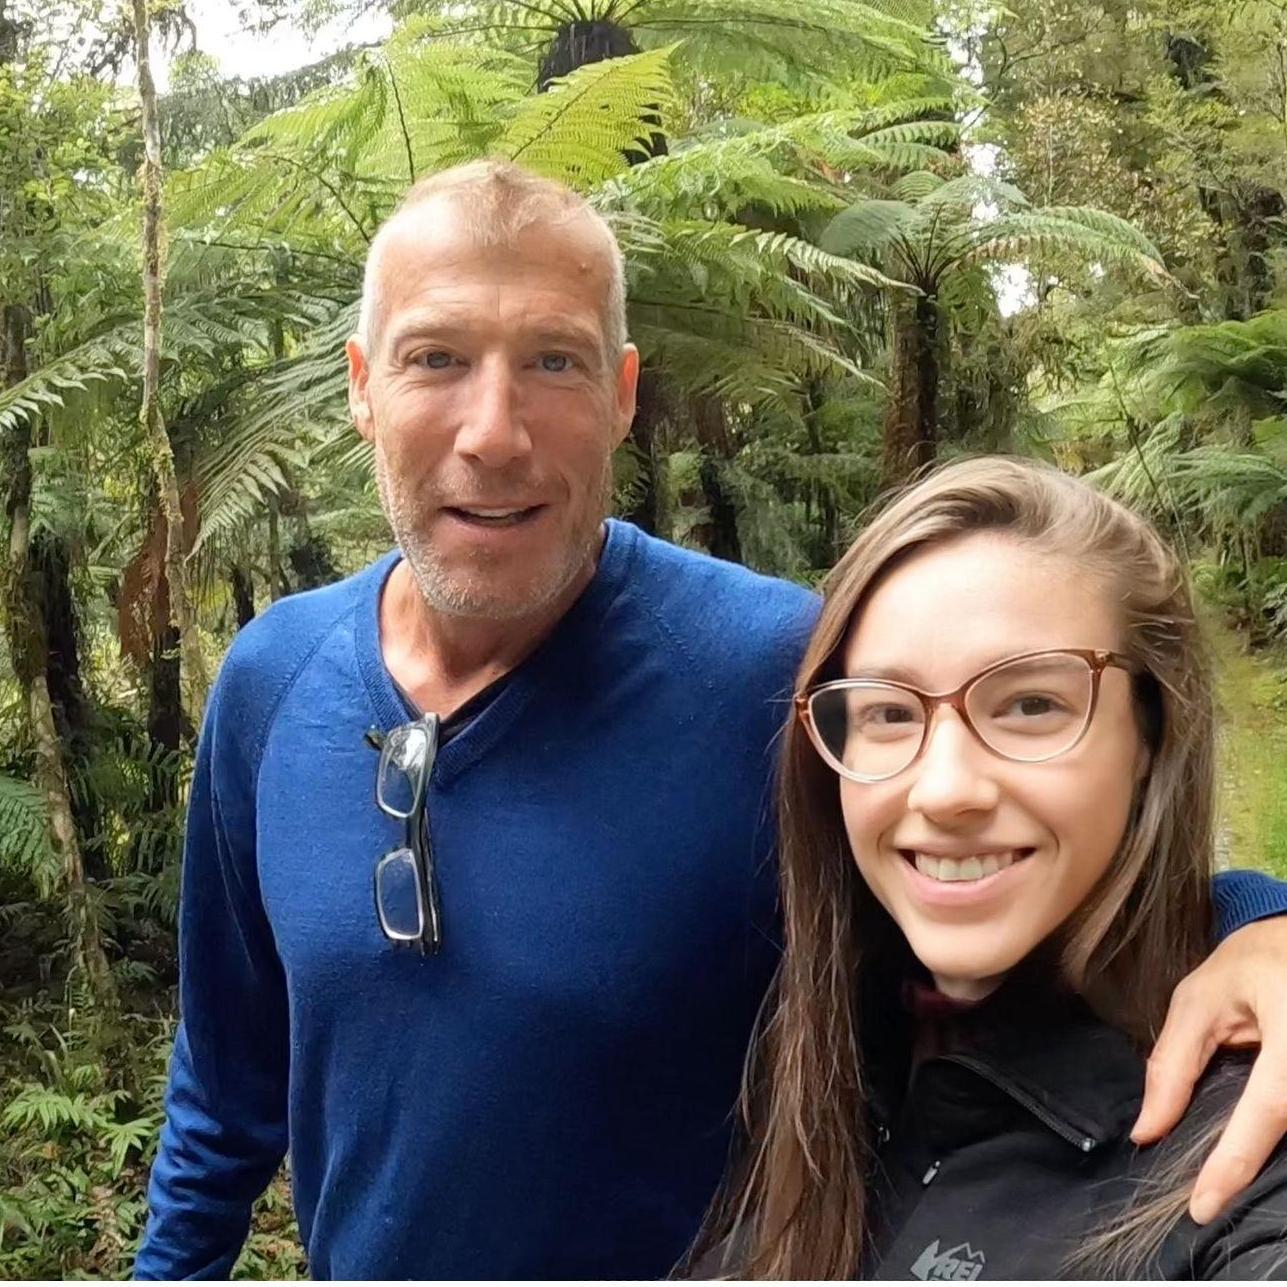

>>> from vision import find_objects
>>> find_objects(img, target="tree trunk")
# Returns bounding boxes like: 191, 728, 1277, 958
622, 368, 666, 536
133, 0, 208, 724
2, 303, 115, 1005
267, 494, 284, 600
230, 560, 256, 627
804, 377, 841, 568
287, 532, 339, 591
538, 18, 637, 86
882, 293, 940, 488
144, 622, 183, 819
33, 530, 109, 882
691, 395, 742, 563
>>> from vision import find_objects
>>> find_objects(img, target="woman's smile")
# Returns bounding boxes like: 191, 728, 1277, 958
838, 531, 1146, 1000
895, 844, 1037, 908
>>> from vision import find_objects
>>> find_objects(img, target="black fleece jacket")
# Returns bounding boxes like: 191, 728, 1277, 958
862, 979, 1287, 1280
696, 974, 1287, 1280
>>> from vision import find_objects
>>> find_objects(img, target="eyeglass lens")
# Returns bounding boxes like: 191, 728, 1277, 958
375, 847, 426, 940
811, 653, 1096, 779
377, 724, 432, 818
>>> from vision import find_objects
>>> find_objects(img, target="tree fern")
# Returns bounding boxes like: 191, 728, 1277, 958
411, 0, 946, 88
597, 102, 958, 223
0, 775, 53, 888
500, 47, 679, 185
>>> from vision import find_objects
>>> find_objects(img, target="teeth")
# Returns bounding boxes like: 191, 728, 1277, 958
913, 852, 1017, 883
462, 508, 524, 518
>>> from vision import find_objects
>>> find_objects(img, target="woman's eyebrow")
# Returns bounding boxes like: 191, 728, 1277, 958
844, 661, 921, 684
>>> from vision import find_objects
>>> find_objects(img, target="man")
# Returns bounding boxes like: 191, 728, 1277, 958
137, 161, 1287, 1279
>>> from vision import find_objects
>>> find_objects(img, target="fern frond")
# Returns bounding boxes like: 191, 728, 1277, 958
961, 208, 1169, 280
0, 775, 52, 886
499, 46, 679, 187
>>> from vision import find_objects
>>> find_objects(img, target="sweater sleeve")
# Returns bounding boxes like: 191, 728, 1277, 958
134, 659, 291, 1280
1211, 869, 1287, 941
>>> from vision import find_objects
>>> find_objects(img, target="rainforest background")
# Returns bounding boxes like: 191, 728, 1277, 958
3, 0, 1287, 1274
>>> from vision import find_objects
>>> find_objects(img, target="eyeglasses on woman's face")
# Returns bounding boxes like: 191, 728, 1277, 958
796, 648, 1136, 784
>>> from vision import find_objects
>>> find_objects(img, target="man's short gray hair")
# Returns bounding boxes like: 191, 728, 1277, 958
356, 159, 628, 363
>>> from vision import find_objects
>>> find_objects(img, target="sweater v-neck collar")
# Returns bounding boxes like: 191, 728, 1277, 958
356, 519, 639, 786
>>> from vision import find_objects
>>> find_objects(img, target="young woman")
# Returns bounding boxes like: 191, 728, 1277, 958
689, 457, 1287, 1279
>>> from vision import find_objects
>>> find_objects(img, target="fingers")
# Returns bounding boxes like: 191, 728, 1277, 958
1189, 1041, 1287, 1224
1132, 980, 1219, 1146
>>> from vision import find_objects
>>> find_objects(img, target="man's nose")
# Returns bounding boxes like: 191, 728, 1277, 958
454, 357, 531, 468
904, 708, 1001, 820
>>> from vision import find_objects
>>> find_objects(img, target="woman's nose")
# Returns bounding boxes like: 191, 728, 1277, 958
904, 708, 1001, 820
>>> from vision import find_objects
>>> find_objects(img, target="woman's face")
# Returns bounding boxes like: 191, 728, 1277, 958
838, 532, 1148, 1001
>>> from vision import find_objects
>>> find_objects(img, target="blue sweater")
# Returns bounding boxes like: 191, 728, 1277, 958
136, 520, 1287, 1279
137, 521, 814, 1278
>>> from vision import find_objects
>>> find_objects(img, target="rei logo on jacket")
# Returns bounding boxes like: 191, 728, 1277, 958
910, 1238, 986, 1281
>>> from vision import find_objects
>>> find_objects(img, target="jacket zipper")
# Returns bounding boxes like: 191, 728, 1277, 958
938, 1053, 1098, 1153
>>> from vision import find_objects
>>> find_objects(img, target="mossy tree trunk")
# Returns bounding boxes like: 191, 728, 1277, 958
33, 530, 109, 882
133, 0, 208, 725
2, 303, 115, 1006
881, 291, 940, 488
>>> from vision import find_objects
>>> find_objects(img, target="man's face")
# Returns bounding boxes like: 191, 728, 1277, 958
347, 202, 639, 621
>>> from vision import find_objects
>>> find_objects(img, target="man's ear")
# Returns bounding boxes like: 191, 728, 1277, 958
346, 336, 374, 442
613, 343, 640, 449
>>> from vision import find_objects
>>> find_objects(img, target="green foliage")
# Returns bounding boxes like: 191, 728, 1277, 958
0, 1003, 307, 1279
5, 0, 1287, 1278
410, 0, 947, 89
501, 47, 681, 183
1207, 616, 1287, 880
0, 775, 52, 886
822, 172, 1169, 289
0, 1011, 164, 1277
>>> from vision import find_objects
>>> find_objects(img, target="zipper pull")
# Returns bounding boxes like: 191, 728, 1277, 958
921, 1160, 940, 1186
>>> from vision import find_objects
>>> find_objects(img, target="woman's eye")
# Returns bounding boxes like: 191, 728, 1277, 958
1006, 694, 1059, 718
540, 353, 572, 373
856, 703, 918, 729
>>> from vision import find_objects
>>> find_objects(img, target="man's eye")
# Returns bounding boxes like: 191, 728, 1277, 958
540, 353, 572, 373
415, 351, 453, 370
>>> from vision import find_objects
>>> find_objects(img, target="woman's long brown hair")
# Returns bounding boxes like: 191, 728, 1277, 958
686, 456, 1216, 1279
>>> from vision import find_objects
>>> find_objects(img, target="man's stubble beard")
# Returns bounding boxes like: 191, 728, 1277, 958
374, 446, 614, 622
